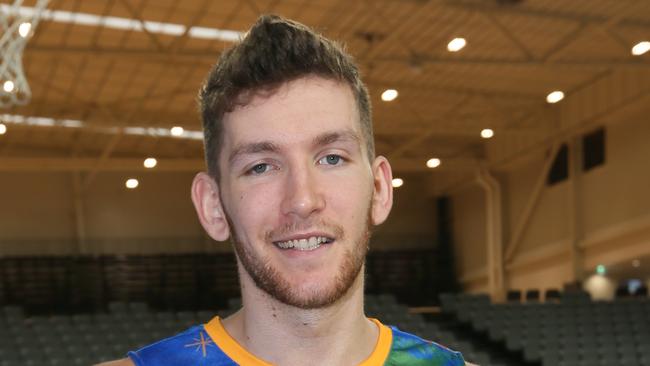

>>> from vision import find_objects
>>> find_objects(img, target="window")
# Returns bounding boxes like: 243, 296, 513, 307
583, 128, 605, 171
547, 144, 569, 185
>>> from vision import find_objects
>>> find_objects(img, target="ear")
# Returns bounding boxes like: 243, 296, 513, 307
191, 172, 230, 241
370, 156, 393, 226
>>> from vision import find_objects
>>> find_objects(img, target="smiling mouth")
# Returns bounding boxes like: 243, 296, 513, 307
274, 236, 334, 251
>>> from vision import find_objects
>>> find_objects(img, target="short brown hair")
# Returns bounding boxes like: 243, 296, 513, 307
199, 14, 373, 180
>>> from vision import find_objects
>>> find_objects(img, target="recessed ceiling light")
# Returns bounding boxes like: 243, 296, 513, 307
3, 80, 14, 93
381, 89, 398, 102
426, 158, 441, 168
143, 157, 157, 169
0, 123, 6, 135
125, 178, 139, 189
546, 90, 564, 104
632, 259, 640, 268
447, 37, 466, 52
481, 128, 494, 139
18, 22, 31, 38
170, 126, 184, 136
631, 41, 650, 56
391, 178, 404, 188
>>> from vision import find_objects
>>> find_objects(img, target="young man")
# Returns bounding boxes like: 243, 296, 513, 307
101, 15, 467, 366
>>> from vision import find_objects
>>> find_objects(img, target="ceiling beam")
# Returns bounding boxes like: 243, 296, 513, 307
370, 55, 650, 68
391, 157, 480, 173
375, 124, 548, 137
9, 101, 201, 129
26, 45, 218, 66
481, 12, 535, 60
388, 96, 472, 158
367, 77, 540, 100
118, 0, 166, 52
27, 45, 649, 70
443, 0, 650, 29
0, 157, 206, 172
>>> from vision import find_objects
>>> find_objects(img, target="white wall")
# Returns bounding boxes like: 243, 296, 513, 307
581, 118, 650, 233
0, 171, 209, 255
83, 172, 201, 239
451, 117, 650, 295
0, 172, 75, 239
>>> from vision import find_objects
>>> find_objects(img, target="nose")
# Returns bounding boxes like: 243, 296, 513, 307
280, 163, 325, 218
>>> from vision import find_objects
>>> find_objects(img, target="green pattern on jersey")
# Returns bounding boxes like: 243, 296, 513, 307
384, 326, 465, 366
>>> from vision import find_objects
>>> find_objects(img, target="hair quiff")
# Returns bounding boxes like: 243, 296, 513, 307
198, 14, 373, 180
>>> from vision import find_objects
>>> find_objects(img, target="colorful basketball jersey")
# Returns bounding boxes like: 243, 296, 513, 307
128, 317, 465, 365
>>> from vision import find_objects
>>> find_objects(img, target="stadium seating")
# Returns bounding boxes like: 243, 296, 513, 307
0, 251, 446, 314
6, 288, 648, 365
0, 302, 211, 365
0, 295, 507, 365
441, 291, 650, 366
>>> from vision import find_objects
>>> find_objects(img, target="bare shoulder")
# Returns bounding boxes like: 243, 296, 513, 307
93, 358, 135, 366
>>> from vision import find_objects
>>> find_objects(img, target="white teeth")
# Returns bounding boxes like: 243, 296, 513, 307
276, 236, 330, 250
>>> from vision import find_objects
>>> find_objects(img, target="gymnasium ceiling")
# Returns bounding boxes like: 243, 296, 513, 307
1, 0, 649, 189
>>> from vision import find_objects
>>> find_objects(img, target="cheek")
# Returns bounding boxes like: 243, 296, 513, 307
230, 183, 281, 234
325, 175, 372, 220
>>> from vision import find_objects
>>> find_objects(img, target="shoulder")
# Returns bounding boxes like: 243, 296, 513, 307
93, 359, 135, 366
387, 326, 466, 366
128, 324, 205, 364
126, 323, 235, 366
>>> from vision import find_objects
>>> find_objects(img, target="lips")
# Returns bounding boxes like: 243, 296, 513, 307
274, 235, 334, 251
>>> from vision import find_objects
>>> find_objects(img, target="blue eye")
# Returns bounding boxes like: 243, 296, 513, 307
319, 154, 342, 165
250, 163, 269, 174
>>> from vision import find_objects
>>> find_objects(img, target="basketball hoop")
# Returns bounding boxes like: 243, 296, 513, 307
0, 0, 49, 108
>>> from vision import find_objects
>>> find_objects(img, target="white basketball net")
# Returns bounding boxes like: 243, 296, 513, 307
0, 0, 49, 108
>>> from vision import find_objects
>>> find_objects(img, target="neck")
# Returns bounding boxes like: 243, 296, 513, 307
222, 268, 378, 366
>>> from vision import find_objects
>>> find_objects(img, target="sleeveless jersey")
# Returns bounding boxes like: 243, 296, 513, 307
128, 317, 465, 366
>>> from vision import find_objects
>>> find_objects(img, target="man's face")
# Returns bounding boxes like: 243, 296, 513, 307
217, 76, 375, 309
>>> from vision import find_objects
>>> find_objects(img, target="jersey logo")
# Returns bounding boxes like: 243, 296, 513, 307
184, 331, 215, 358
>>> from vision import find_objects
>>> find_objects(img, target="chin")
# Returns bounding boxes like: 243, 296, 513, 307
281, 286, 350, 310
276, 268, 361, 309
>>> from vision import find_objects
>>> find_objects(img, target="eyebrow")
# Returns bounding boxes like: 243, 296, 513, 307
228, 129, 363, 166
313, 129, 362, 148
228, 141, 280, 166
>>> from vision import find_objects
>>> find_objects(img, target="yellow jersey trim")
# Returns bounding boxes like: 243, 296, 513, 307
204, 316, 274, 365
204, 316, 393, 365
361, 318, 393, 366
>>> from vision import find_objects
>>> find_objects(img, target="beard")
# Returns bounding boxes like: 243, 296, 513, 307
225, 205, 372, 310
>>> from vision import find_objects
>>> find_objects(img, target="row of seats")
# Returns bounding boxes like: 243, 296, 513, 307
441, 292, 650, 366
0, 251, 447, 312
0, 303, 220, 365
506, 288, 563, 303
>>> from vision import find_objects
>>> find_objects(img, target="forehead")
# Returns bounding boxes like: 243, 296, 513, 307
221, 76, 361, 150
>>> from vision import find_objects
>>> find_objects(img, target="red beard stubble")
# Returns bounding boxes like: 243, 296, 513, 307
224, 204, 373, 310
